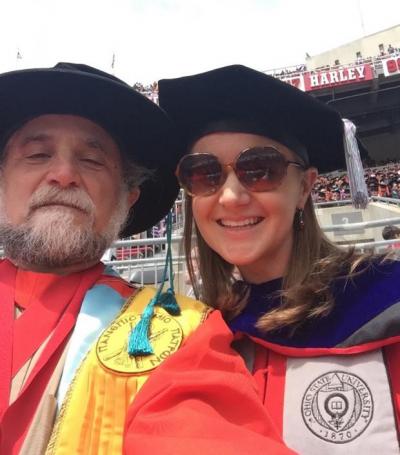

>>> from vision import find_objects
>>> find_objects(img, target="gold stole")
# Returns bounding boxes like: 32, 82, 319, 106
46, 287, 210, 455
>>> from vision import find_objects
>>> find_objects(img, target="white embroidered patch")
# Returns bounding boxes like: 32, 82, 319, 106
283, 350, 399, 454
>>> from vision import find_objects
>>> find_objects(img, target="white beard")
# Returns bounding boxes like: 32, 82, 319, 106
0, 185, 131, 269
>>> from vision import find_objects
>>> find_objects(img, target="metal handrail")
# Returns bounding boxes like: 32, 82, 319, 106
341, 238, 400, 249
315, 200, 353, 208
112, 236, 182, 248
103, 255, 186, 267
110, 218, 400, 246
315, 197, 400, 208
371, 196, 400, 206
1, 198, 400, 263
322, 217, 400, 233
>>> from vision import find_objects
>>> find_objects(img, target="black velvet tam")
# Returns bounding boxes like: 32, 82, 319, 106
159, 64, 350, 173
0, 63, 182, 236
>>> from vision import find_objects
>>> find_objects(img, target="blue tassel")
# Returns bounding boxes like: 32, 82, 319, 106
126, 210, 182, 357
127, 297, 157, 356
158, 288, 181, 316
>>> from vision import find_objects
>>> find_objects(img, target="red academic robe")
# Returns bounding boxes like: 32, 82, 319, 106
124, 311, 400, 454
124, 311, 296, 454
0, 259, 133, 454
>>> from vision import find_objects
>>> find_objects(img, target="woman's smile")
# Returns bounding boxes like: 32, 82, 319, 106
216, 217, 264, 229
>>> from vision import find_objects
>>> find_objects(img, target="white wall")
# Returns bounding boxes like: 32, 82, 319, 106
316, 201, 400, 244
307, 25, 400, 70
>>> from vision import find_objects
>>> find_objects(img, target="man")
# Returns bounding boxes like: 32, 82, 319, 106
382, 224, 400, 249
0, 63, 208, 454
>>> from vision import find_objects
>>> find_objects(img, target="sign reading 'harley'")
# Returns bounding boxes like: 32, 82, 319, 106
305, 64, 373, 90
278, 64, 373, 92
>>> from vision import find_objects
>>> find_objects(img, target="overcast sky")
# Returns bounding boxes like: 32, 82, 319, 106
1, 0, 399, 84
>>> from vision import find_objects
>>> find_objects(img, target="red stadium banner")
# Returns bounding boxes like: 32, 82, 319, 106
382, 57, 400, 77
278, 64, 374, 92
304, 64, 374, 91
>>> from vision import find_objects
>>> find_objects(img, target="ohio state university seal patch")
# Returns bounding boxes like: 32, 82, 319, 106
301, 370, 373, 443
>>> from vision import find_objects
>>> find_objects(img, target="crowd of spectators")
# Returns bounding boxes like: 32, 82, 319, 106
133, 81, 158, 103
130, 60, 400, 209
271, 64, 306, 77
133, 41, 400, 98
267, 43, 400, 80
313, 162, 400, 203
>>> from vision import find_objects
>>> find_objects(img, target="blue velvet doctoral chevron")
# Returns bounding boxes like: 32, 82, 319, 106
228, 259, 400, 348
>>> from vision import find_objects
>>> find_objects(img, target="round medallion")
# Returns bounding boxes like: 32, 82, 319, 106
301, 370, 373, 444
96, 309, 183, 374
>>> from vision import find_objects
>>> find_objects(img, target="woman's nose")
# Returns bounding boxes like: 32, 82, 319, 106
217, 169, 251, 207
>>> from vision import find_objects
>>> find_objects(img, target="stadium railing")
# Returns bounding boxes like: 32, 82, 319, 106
0, 196, 399, 288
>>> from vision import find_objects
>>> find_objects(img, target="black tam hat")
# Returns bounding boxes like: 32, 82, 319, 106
158, 64, 368, 174
0, 62, 182, 236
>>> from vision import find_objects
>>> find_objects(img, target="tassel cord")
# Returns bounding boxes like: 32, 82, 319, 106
127, 211, 180, 356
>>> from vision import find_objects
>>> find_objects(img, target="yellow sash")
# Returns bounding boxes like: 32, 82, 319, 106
46, 287, 210, 454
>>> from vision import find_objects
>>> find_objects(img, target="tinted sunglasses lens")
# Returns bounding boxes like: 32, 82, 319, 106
236, 147, 287, 191
178, 154, 223, 195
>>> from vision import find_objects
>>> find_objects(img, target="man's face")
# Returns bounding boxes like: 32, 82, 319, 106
0, 114, 140, 272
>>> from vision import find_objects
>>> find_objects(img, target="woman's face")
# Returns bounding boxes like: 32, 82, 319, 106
190, 132, 317, 283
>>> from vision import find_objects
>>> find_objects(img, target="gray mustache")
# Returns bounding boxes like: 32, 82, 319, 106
29, 186, 95, 214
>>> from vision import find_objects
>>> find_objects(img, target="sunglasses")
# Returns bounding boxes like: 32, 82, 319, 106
176, 146, 306, 196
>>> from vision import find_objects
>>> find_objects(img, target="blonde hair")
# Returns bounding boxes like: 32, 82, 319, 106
184, 194, 377, 333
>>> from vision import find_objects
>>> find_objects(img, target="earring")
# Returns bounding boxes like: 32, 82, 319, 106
296, 208, 305, 230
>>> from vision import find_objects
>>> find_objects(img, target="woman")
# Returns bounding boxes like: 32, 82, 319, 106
125, 65, 400, 454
